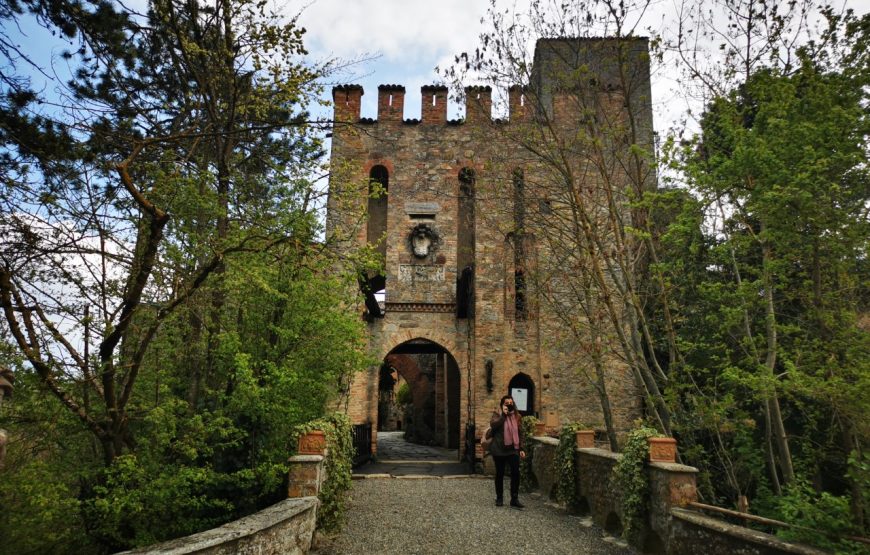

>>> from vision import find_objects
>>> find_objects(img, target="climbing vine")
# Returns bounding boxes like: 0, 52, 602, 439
292, 413, 354, 532
612, 425, 659, 539
554, 423, 586, 508
519, 415, 539, 492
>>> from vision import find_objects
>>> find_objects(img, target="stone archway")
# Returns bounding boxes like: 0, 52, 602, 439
378, 339, 462, 451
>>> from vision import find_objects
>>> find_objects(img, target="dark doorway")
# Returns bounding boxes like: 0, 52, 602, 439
508, 373, 535, 416
378, 339, 461, 452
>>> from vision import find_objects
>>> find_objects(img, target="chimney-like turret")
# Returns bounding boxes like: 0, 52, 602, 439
421, 85, 448, 124
509, 85, 529, 121
464, 86, 492, 124
378, 85, 406, 122
332, 85, 363, 123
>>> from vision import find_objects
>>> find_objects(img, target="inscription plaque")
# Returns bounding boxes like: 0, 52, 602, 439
398, 265, 445, 283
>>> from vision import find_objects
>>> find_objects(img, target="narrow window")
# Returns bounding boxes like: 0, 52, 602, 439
513, 169, 527, 320
364, 165, 389, 318
513, 169, 526, 233
367, 165, 389, 261
514, 269, 527, 320
457, 168, 476, 319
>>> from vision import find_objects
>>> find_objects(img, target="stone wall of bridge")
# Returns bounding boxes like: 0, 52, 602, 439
527, 437, 827, 555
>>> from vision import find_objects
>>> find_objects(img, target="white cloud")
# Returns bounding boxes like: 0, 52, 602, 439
298, 0, 490, 65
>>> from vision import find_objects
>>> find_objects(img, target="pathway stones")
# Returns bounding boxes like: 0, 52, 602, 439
353, 431, 470, 477
374, 431, 457, 460
327, 432, 632, 554
313, 477, 634, 555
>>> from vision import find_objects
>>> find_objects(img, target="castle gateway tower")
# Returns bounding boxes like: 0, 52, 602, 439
327, 38, 654, 459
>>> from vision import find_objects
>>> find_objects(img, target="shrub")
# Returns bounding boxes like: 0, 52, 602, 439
395, 382, 411, 406
519, 415, 540, 492
554, 422, 586, 508
775, 481, 866, 554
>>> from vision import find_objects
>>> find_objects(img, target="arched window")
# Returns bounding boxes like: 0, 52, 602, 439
508, 373, 535, 416
367, 165, 389, 262
363, 165, 389, 318
369, 165, 389, 194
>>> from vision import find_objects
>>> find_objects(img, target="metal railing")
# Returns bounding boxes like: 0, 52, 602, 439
688, 501, 870, 546
351, 423, 372, 467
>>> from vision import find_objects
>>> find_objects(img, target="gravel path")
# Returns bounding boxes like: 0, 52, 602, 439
313, 477, 635, 555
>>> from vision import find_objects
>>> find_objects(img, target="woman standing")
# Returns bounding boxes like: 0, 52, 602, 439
490, 395, 526, 508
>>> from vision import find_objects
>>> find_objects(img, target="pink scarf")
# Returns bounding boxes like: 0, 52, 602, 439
503, 413, 520, 449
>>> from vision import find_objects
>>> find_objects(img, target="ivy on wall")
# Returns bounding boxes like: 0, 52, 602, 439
612, 425, 659, 538
292, 413, 354, 532
554, 422, 586, 509
520, 415, 539, 492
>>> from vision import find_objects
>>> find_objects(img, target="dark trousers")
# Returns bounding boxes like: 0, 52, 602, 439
493, 453, 520, 502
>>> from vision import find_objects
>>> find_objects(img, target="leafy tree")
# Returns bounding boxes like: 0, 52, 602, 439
0, 0, 372, 551
0, 0, 325, 464
444, 0, 869, 544
678, 38, 868, 514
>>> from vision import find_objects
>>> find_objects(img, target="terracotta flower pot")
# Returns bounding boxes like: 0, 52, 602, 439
648, 437, 677, 463
297, 429, 327, 455
575, 429, 595, 449
534, 422, 547, 436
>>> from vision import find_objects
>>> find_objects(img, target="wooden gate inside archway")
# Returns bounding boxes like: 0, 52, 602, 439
379, 339, 461, 450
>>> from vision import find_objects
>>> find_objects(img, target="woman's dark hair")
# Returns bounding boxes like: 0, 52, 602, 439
500, 395, 513, 408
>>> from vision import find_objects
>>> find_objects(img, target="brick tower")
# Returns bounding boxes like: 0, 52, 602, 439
327, 38, 654, 460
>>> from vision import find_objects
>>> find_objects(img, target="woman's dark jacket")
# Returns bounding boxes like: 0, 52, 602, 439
489, 409, 524, 457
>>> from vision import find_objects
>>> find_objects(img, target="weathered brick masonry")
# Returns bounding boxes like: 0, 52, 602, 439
327, 38, 653, 458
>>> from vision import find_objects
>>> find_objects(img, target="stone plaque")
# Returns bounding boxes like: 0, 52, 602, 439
297, 430, 327, 455
404, 202, 440, 215
398, 264, 445, 283
648, 437, 677, 463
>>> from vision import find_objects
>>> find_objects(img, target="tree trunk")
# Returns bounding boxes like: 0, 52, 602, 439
761, 239, 795, 484
584, 288, 619, 451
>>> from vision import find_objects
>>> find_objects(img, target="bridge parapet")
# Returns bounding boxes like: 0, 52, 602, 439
528, 436, 828, 555
118, 446, 329, 554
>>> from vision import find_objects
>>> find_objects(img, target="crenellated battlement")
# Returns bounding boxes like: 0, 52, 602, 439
330, 83, 534, 125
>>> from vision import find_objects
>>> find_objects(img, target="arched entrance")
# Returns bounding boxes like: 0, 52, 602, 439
508, 373, 535, 417
378, 339, 461, 450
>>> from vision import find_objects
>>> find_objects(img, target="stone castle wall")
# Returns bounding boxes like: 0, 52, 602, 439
328, 38, 654, 457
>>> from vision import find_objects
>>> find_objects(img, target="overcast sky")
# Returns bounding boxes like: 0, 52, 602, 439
297, 0, 492, 121
296, 0, 869, 132
5, 0, 869, 135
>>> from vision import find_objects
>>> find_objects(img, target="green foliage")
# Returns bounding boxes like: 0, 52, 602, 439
519, 415, 539, 492
0, 233, 368, 554
612, 426, 659, 539
656, 9, 870, 537
0, 459, 98, 555
554, 423, 586, 508
81, 454, 283, 550
77, 392, 293, 550
292, 413, 354, 532
395, 382, 411, 406
773, 482, 866, 554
